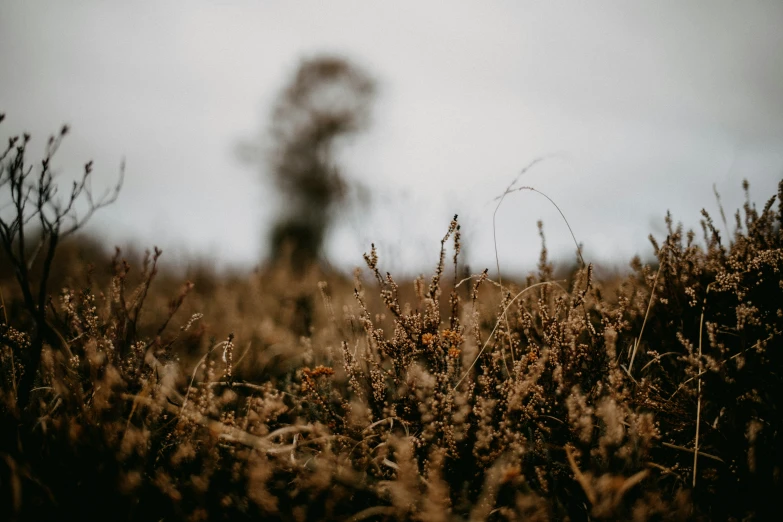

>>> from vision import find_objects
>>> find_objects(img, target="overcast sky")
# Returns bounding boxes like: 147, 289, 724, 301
2, 1, 782, 275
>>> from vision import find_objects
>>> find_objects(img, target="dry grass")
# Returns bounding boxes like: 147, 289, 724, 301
1, 124, 782, 520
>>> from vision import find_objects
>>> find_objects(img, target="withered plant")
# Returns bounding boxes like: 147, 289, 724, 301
1, 116, 781, 520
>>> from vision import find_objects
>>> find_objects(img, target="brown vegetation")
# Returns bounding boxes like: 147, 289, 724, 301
1, 120, 781, 521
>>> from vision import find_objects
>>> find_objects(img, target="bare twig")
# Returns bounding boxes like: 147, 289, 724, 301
693, 284, 713, 487
629, 245, 668, 375
662, 442, 723, 463
0, 124, 122, 408
454, 280, 565, 390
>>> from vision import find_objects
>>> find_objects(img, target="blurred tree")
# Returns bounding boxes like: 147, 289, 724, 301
245, 55, 375, 270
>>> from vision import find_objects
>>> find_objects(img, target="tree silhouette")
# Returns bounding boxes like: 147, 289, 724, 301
262, 55, 375, 270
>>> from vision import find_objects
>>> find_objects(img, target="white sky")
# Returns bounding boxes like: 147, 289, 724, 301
2, 1, 782, 275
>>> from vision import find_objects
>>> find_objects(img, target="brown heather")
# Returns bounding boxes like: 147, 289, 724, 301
1, 122, 782, 521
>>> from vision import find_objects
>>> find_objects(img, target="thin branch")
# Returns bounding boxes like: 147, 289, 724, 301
492, 157, 553, 368
453, 280, 564, 391
693, 283, 713, 488
662, 442, 723, 463
629, 245, 668, 375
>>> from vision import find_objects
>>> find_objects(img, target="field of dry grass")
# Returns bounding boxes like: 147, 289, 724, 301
1, 121, 782, 520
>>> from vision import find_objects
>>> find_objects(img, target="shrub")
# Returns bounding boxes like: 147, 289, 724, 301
1, 117, 781, 520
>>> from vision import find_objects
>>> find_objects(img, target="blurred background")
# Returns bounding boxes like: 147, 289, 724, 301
1, 1, 782, 276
